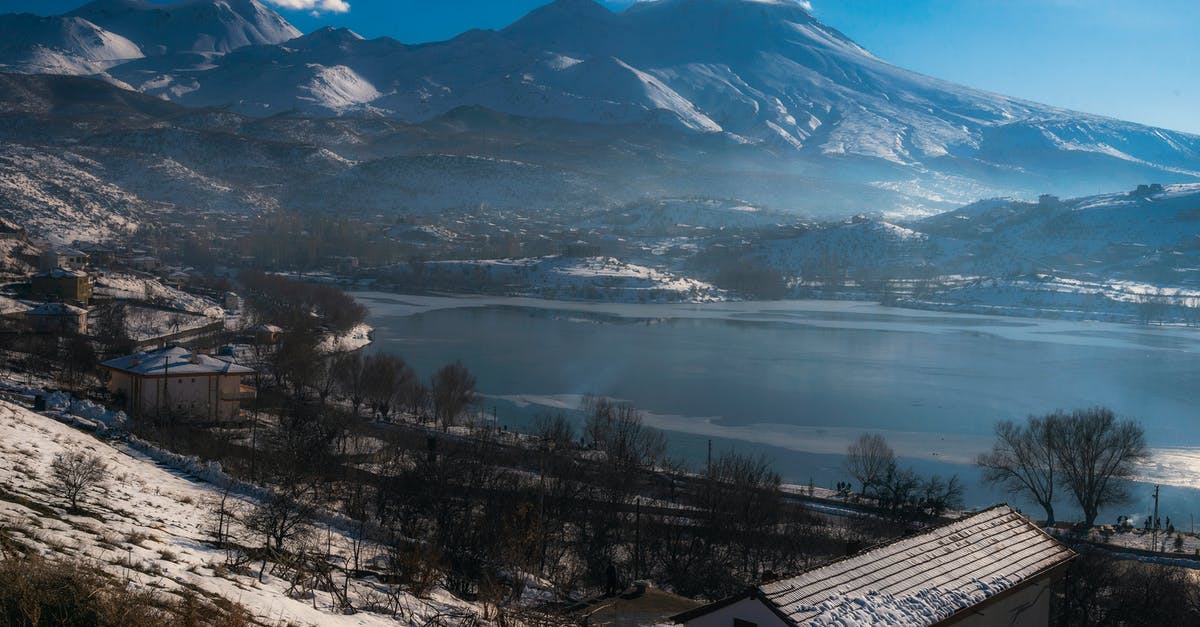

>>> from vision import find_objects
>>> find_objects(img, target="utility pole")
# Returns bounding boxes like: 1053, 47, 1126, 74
1152, 484, 1161, 552
635, 498, 642, 580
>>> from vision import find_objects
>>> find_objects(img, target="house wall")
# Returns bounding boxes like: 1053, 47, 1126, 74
944, 577, 1054, 627
31, 276, 93, 303
27, 313, 86, 335
107, 372, 245, 421
681, 598, 789, 627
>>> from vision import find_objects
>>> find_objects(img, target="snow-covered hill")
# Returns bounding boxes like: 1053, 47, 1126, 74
393, 255, 727, 302
0, 400, 484, 626
0, 13, 142, 75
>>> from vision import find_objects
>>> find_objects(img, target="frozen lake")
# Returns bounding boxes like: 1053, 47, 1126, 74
355, 292, 1200, 524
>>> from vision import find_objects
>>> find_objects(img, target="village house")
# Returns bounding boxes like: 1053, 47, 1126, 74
38, 248, 88, 272
672, 505, 1075, 627
252, 323, 283, 345
30, 267, 93, 304
25, 302, 88, 335
100, 346, 256, 421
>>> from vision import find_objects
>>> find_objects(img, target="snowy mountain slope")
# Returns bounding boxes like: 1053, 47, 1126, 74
0, 13, 142, 75
2, 0, 1198, 213
283, 153, 606, 213
0, 143, 142, 245
0, 400, 484, 626
917, 184, 1200, 281
736, 184, 1200, 310
67, 0, 300, 56
586, 198, 795, 234
67, 0, 1198, 180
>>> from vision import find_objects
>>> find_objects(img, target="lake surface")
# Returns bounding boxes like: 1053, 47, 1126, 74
355, 292, 1200, 524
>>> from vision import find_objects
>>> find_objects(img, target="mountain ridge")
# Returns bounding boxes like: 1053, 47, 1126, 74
0, 0, 1197, 215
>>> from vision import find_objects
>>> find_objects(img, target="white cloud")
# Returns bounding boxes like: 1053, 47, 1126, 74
263, 0, 351, 15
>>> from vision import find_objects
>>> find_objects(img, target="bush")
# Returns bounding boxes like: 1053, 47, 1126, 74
0, 552, 249, 626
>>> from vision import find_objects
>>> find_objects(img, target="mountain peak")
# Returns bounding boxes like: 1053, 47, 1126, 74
68, 0, 300, 56
501, 0, 619, 51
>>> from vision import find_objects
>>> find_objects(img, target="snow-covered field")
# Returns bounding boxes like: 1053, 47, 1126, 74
0, 401, 483, 626
319, 322, 374, 354
95, 272, 223, 317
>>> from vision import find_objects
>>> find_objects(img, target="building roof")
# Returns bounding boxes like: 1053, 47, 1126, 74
33, 268, 89, 279
27, 302, 87, 316
0, 296, 31, 316
677, 505, 1075, 626
101, 346, 255, 376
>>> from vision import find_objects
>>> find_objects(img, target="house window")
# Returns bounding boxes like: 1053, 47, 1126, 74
733, 620, 757, 627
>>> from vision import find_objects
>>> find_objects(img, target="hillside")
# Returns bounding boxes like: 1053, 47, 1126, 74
0, 399, 484, 625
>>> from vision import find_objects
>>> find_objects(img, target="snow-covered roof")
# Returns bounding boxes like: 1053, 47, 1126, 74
770, 505, 1074, 624
679, 506, 1074, 626
101, 346, 255, 376
0, 296, 31, 316
33, 267, 89, 279
27, 302, 87, 316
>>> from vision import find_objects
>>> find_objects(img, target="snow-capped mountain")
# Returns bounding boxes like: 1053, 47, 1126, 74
0, 0, 1198, 217
89, 0, 1198, 181
67, 0, 300, 56
0, 13, 143, 75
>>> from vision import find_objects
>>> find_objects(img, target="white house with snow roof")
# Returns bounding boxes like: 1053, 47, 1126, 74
672, 505, 1075, 627
100, 346, 256, 421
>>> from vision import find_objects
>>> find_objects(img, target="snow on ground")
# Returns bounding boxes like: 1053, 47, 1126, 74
0, 400, 483, 626
116, 303, 219, 342
416, 255, 727, 303
319, 322, 374, 353
901, 275, 1200, 324
95, 272, 223, 317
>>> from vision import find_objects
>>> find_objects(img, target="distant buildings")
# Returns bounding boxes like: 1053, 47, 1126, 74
38, 248, 88, 272
252, 323, 283, 345
672, 506, 1075, 627
100, 346, 256, 421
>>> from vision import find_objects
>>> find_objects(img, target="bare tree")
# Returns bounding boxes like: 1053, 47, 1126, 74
531, 412, 574, 449
1051, 407, 1147, 528
977, 413, 1060, 524
845, 433, 894, 496
50, 450, 107, 511
431, 361, 477, 430
332, 352, 367, 417
362, 353, 414, 421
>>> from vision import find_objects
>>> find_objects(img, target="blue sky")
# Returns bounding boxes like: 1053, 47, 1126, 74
3, 0, 1197, 133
